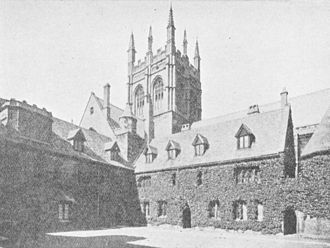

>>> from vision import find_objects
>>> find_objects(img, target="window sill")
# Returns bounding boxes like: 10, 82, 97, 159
158, 216, 167, 218
59, 219, 71, 223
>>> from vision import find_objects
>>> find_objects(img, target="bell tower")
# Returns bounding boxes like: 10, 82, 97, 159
127, 6, 202, 139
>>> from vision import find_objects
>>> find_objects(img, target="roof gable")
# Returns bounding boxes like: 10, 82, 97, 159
144, 144, 158, 155
235, 124, 253, 138
192, 134, 209, 146
302, 105, 330, 157
165, 140, 181, 151
104, 141, 120, 152
67, 128, 86, 141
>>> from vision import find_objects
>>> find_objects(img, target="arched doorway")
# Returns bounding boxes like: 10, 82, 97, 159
283, 207, 297, 235
182, 203, 191, 228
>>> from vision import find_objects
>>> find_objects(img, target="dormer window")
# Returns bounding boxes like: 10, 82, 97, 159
144, 145, 157, 163
104, 141, 121, 161
67, 128, 86, 152
73, 139, 83, 151
235, 124, 255, 149
192, 134, 209, 156
165, 140, 181, 160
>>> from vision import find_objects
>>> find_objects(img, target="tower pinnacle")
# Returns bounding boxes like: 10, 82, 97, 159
194, 39, 200, 72
166, 6, 176, 54
183, 29, 188, 56
168, 5, 175, 28
148, 26, 153, 52
128, 32, 135, 51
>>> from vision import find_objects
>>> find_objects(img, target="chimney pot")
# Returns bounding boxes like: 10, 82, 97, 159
104, 84, 111, 120
280, 87, 288, 108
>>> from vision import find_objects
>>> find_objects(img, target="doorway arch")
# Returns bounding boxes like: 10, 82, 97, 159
182, 203, 191, 228
283, 207, 297, 235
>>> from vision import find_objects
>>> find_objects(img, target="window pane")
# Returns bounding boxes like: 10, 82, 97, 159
64, 204, 69, 220
59, 204, 63, 220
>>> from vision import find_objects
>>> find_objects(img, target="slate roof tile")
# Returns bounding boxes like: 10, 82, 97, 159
134, 107, 290, 173
301, 105, 330, 157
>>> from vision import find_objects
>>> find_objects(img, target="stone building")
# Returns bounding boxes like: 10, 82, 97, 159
0, 99, 144, 243
1, 6, 330, 242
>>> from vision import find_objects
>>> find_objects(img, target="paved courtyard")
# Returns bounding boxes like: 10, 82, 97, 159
43, 226, 330, 248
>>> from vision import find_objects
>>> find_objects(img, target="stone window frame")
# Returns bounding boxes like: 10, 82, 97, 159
58, 201, 71, 222
141, 201, 150, 218
233, 200, 248, 221
235, 167, 261, 184
171, 173, 176, 186
134, 85, 145, 117
137, 176, 151, 188
196, 171, 203, 186
153, 77, 164, 113
208, 200, 221, 219
157, 201, 167, 217
254, 200, 264, 222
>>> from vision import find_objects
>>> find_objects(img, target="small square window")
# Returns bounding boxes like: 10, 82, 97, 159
59, 202, 70, 221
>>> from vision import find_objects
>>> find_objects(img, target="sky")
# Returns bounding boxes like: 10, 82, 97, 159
1, 0, 330, 124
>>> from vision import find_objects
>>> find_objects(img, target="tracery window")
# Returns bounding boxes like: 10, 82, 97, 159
135, 86, 144, 116
153, 78, 164, 113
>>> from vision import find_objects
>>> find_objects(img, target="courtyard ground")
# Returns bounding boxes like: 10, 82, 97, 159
40, 226, 330, 248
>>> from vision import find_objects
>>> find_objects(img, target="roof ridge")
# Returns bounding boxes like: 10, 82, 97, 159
94, 94, 124, 112
53, 117, 112, 140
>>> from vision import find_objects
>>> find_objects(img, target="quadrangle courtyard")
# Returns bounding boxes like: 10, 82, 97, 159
31, 226, 330, 248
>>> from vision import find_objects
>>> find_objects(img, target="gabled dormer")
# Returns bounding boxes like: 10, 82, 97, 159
165, 140, 181, 159
144, 144, 157, 163
235, 124, 255, 149
104, 141, 121, 161
192, 134, 209, 156
67, 128, 86, 152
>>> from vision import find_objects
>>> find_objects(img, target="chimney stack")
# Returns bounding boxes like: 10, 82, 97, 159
280, 87, 288, 108
104, 84, 111, 120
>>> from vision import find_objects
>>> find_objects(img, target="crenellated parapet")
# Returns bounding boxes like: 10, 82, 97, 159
0, 98, 53, 143
1, 98, 52, 118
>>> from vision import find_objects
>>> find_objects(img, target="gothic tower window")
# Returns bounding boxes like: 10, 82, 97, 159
135, 86, 144, 117
153, 78, 164, 113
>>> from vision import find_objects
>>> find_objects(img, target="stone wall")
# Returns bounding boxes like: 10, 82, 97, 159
136, 154, 293, 234
0, 137, 144, 244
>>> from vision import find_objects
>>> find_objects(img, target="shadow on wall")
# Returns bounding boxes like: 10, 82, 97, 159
39, 234, 156, 248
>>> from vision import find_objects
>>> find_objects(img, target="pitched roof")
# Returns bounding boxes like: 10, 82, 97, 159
134, 107, 290, 173
104, 141, 120, 152
301, 105, 330, 157
52, 117, 132, 169
193, 88, 330, 130
144, 144, 157, 155
67, 128, 86, 141
0, 98, 7, 107
94, 95, 123, 126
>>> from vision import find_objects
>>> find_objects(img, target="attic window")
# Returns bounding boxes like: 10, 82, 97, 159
90, 107, 94, 115
67, 128, 86, 152
166, 140, 181, 160
73, 140, 84, 152
144, 145, 157, 163
104, 141, 120, 161
235, 124, 255, 149
192, 134, 209, 156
